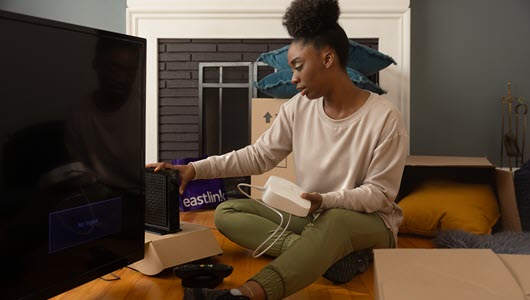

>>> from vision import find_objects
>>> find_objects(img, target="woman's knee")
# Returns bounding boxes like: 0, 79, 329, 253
213, 200, 236, 231
214, 199, 259, 232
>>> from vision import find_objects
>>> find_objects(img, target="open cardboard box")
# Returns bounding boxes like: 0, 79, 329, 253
128, 222, 222, 275
397, 155, 522, 232
373, 156, 527, 300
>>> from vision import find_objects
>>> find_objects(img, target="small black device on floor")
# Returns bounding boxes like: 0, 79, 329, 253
144, 167, 181, 234
174, 263, 234, 288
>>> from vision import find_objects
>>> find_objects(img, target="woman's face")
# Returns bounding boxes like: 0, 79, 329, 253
287, 41, 329, 100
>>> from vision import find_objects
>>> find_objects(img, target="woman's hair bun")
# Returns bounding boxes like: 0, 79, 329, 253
283, 0, 340, 38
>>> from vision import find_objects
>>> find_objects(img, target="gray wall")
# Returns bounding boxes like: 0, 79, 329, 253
0, 0, 126, 33
411, 0, 530, 167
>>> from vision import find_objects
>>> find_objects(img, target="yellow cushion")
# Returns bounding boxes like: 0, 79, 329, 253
398, 179, 500, 237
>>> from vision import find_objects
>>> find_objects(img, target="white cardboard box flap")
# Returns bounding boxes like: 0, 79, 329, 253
374, 249, 526, 300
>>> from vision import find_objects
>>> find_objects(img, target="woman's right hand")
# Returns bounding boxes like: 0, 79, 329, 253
145, 162, 196, 194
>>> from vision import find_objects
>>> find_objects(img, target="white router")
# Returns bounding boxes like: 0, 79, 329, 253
261, 176, 311, 217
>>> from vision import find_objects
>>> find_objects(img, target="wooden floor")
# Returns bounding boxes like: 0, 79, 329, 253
52, 210, 433, 300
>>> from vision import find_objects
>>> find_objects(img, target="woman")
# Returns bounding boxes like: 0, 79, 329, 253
148, 0, 408, 299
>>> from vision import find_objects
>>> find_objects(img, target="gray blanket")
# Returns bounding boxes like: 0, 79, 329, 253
434, 230, 530, 254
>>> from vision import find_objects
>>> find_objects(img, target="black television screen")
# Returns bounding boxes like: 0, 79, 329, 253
0, 10, 146, 300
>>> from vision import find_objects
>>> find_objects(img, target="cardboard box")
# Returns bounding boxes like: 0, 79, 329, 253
374, 156, 527, 300
128, 222, 222, 275
498, 254, 530, 299
250, 98, 296, 198
374, 249, 530, 300
398, 156, 522, 232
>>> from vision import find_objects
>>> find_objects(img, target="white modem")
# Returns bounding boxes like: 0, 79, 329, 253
261, 176, 311, 217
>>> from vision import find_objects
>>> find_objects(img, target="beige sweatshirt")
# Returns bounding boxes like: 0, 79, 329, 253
191, 92, 409, 243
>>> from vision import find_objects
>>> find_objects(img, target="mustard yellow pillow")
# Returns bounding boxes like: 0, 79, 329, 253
398, 179, 500, 237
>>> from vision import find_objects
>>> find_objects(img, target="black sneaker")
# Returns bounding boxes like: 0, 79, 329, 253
183, 288, 250, 300
323, 248, 373, 284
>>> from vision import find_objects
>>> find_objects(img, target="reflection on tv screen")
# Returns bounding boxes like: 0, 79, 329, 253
0, 9, 146, 300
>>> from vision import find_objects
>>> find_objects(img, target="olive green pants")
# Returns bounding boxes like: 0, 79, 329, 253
214, 199, 394, 300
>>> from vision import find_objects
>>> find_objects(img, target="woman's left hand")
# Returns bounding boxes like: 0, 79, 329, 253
301, 192, 323, 215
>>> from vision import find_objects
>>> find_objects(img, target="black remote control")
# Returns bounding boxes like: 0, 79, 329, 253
173, 263, 233, 288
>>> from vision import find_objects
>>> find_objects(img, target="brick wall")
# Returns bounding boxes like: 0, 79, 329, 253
158, 38, 378, 162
